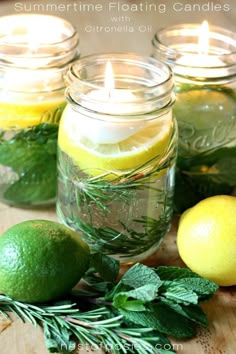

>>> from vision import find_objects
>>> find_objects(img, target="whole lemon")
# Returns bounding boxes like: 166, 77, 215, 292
0, 220, 90, 303
177, 195, 236, 286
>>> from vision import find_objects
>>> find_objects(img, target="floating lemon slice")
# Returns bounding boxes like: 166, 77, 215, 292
58, 110, 173, 176
0, 100, 65, 130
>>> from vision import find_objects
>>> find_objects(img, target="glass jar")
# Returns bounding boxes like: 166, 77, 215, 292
0, 14, 79, 207
152, 24, 236, 212
57, 52, 177, 263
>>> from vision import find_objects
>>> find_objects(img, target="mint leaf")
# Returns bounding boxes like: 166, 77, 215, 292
82, 274, 113, 293
113, 294, 146, 311
121, 263, 162, 289
107, 263, 162, 301
0, 123, 58, 204
156, 266, 200, 280
123, 284, 159, 302
90, 252, 119, 282
160, 298, 208, 327
151, 303, 196, 338
175, 147, 236, 212
177, 277, 218, 298
113, 283, 159, 311
121, 303, 196, 338
161, 285, 198, 305
181, 304, 209, 326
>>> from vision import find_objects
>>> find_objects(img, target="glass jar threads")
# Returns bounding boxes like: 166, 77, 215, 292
57, 53, 177, 263
152, 23, 236, 212
0, 14, 79, 207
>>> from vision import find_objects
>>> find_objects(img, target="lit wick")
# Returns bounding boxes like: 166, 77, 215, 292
104, 61, 115, 99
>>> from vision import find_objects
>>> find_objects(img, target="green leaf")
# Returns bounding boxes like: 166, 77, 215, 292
0, 123, 58, 204
107, 263, 162, 301
113, 294, 146, 311
175, 147, 236, 212
124, 284, 159, 302
160, 298, 208, 327
121, 263, 162, 289
177, 277, 218, 298
161, 285, 198, 305
120, 302, 196, 338
155, 266, 200, 280
4, 160, 56, 203
113, 283, 159, 311
90, 252, 119, 282
151, 303, 196, 338
181, 304, 209, 327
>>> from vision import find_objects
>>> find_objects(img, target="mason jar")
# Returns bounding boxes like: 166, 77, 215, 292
0, 14, 79, 207
57, 52, 177, 263
152, 24, 236, 212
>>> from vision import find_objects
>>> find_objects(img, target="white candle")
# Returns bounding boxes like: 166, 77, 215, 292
67, 62, 147, 144
0, 14, 77, 99
0, 14, 78, 129
175, 21, 227, 77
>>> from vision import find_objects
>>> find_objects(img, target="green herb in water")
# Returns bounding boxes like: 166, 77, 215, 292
174, 146, 236, 213
0, 102, 66, 205
57, 128, 177, 258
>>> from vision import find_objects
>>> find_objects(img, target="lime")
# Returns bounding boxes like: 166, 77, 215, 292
58, 109, 173, 176
177, 195, 236, 286
0, 220, 90, 303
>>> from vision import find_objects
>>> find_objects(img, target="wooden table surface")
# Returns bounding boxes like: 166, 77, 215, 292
0, 0, 236, 353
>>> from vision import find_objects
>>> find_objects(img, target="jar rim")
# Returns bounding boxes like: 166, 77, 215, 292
68, 52, 173, 89
0, 14, 79, 68
0, 14, 78, 47
153, 23, 236, 61
65, 52, 174, 115
152, 23, 236, 79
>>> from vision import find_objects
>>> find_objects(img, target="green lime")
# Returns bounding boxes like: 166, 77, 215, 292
0, 220, 90, 303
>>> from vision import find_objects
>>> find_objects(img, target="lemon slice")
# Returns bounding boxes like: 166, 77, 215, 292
0, 100, 65, 130
58, 110, 173, 176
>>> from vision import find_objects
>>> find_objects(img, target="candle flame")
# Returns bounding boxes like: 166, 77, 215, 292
198, 20, 209, 55
104, 61, 115, 96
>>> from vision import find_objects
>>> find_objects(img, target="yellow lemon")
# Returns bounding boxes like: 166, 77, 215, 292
177, 195, 236, 286
58, 109, 174, 176
0, 101, 65, 130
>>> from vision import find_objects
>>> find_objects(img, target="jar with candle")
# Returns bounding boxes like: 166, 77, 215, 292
57, 53, 177, 263
0, 14, 79, 206
152, 23, 236, 212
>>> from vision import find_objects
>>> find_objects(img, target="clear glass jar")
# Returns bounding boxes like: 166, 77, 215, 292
57, 53, 177, 263
0, 14, 79, 207
152, 24, 236, 212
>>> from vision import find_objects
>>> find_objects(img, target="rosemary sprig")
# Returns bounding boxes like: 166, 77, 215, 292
57, 127, 177, 257
60, 214, 171, 257
0, 295, 174, 354
0, 260, 218, 354
58, 128, 177, 214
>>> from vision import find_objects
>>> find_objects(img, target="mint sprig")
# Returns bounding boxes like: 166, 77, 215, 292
0, 259, 218, 354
